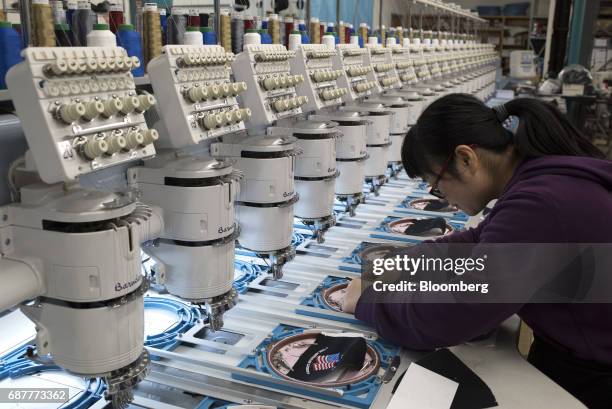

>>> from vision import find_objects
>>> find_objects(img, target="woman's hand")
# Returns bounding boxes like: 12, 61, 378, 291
341, 278, 362, 314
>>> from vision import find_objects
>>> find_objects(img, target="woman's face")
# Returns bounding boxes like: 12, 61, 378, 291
424, 146, 497, 216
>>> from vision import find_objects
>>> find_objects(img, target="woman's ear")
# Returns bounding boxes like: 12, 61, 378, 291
454, 145, 480, 175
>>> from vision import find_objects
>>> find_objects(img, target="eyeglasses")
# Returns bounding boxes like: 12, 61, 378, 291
428, 144, 477, 199
429, 152, 454, 199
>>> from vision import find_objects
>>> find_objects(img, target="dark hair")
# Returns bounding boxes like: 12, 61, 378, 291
402, 94, 605, 178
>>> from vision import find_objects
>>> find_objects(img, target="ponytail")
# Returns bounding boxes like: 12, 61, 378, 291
402, 94, 605, 178
504, 98, 605, 159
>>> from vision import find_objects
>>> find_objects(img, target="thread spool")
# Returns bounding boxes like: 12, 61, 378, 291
55, 23, 73, 46
117, 24, 145, 76
0, 21, 23, 89
31, 0, 56, 47
309, 17, 319, 44
183, 26, 203, 45
359, 23, 367, 47
200, 14, 210, 28
108, 1, 124, 34
322, 33, 335, 49
338, 21, 345, 44
260, 19, 270, 44
386, 27, 395, 47
288, 30, 301, 51
350, 35, 359, 45
259, 28, 271, 44
66, 0, 77, 31
201, 26, 217, 45
368, 36, 378, 46
160, 8, 167, 44
243, 28, 260, 48
319, 21, 325, 43
72, 0, 94, 47
279, 17, 286, 48
219, 10, 231, 51
187, 9, 200, 28
380, 25, 386, 47
167, 14, 187, 45
142, 3, 162, 68
87, 23, 116, 47
298, 19, 309, 44
244, 17, 255, 30
52, 0, 65, 24
397, 26, 403, 44
231, 14, 244, 54
402, 38, 410, 48
268, 13, 280, 44
284, 16, 293, 48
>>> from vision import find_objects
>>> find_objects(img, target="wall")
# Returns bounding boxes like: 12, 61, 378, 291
373, 0, 551, 28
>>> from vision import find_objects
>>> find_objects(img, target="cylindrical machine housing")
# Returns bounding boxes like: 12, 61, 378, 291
146, 239, 235, 301
21, 295, 144, 375
237, 204, 295, 251
294, 178, 335, 219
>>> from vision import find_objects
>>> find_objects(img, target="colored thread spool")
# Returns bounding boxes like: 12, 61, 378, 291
283, 16, 293, 48
268, 14, 280, 45
108, 1, 124, 34
199, 14, 210, 28
142, 3, 162, 67
298, 19, 309, 44
244, 28, 260, 48
55, 23, 73, 46
338, 21, 345, 44
380, 25, 386, 47
51, 0, 65, 24
0, 21, 23, 88
117, 24, 145, 76
160, 8, 167, 45
72, 0, 94, 47
219, 10, 232, 52
183, 26, 203, 45
288, 29, 301, 51
359, 23, 368, 47
87, 23, 116, 47
31, 0, 56, 47
187, 10, 200, 28
230, 14, 244, 53
66, 0, 77, 32
259, 28, 272, 44
309, 17, 319, 44
397, 26, 403, 44
244, 17, 255, 30
202, 26, 217, 45
167, 14, 187, 45
319, 21, 325, 44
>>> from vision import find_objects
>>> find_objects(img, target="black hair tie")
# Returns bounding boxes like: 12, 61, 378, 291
492, 105, 509, 123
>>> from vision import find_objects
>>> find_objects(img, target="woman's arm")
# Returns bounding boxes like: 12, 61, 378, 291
354, 190, 562, 349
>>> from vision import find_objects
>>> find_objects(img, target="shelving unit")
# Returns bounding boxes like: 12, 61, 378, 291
479, 15, 548, 74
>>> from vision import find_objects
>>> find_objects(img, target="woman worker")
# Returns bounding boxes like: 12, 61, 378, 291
341, 94, 612, 408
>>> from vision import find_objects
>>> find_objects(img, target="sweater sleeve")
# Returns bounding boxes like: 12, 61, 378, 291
354, 191, 563, 350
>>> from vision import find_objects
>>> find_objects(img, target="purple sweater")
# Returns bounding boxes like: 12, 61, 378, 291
355, 156, 612, 365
